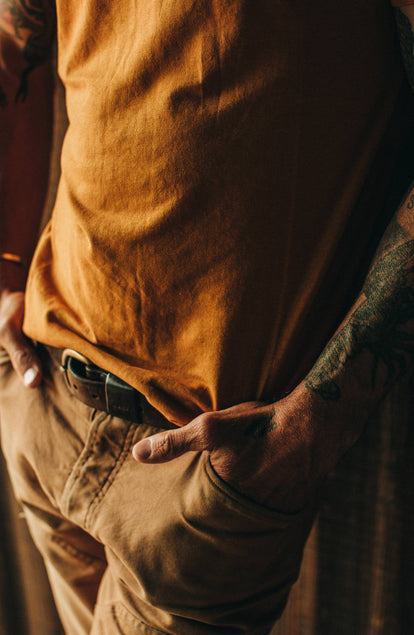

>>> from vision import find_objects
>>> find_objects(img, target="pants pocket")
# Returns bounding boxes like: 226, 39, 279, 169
98, 451, 316, 634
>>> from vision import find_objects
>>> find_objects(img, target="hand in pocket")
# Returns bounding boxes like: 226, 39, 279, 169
132, 392, 324, 513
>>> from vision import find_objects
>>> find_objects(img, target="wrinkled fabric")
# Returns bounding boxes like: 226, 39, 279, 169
0, 349, 316, 633
24, 0, 411, 424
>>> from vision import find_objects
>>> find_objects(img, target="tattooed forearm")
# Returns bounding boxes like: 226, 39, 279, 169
0, 0, 55, 106
306, 220, 414, 400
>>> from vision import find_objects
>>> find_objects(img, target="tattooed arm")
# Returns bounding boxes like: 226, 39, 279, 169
133, 135, 414, 508
131, 4, 414, 506
306, 228, 414, 399
305, 6, 414, 403
130, 5, 414, 513
0, 0, 55, 386
130, 199, 414, 512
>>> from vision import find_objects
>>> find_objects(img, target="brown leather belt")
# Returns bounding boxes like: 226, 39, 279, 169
43, 346, 177, 430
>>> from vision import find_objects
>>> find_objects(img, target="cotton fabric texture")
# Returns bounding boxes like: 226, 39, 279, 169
8, 0, 414, 632
0, 348, 315, 633
24, 0, 412, 424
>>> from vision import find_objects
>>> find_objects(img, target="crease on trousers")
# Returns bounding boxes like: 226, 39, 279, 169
0, 348, 316, 634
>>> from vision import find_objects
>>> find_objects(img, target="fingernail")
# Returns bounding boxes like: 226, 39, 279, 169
23, 367, 38, 387
132, 438, 152, 461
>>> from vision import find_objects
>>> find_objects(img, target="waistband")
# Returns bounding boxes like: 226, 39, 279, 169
42, 345, 177, 430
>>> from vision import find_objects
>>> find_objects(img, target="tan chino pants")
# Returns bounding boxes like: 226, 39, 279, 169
0, 347, 315, 634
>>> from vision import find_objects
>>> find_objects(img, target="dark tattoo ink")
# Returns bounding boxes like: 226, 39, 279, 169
0, 0, 55, 107
395, 8, 414, 92
306, 221, 414, 400
245, 416, 278, 439
374, 217, 409, 259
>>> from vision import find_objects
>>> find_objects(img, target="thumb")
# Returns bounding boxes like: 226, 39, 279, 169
132, 413, 214, 463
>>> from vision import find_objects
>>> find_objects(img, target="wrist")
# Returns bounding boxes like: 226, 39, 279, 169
279, 380, 366, 478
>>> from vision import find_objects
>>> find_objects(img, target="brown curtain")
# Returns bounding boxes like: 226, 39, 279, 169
1, 64, 413, 635
273, 373, 414, 635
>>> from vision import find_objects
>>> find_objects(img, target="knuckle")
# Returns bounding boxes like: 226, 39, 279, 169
157, 432, 176, 458
0, 316, 20, 347
198, 411, 215, 429
11, 348, 31, 367
197, 412, 217, 448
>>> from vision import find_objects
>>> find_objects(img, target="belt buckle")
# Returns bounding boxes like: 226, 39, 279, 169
60, 348, 92, 389
61, 348, 92, 371
60, 348, 142, 422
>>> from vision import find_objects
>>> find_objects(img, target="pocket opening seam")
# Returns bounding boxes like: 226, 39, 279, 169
204, 456, 307, 526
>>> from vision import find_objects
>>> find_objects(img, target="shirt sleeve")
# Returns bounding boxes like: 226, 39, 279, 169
391, 1, 414, 6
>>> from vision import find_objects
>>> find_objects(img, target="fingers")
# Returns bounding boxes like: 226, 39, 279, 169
10, 343, 42, 387
131, 401, 276, 465
132, 412, 216, 463
0, 290, 42, 387
1, 328, 42, 387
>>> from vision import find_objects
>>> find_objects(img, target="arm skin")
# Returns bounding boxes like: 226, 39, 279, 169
0, 0, 55, 386
133, 9, 414, 513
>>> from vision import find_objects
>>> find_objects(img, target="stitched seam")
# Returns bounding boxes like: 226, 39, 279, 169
85, 421, 135, 528
61, 419, 101, 518
64, 416, 103, 488
111, 602, 170, 634
205, 457, 306, 525
84, 421, 135, 530
111, 604, 123, 634
51, 534, 106, 567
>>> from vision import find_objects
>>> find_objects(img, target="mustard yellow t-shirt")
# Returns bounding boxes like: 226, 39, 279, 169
24, 0, 413, 424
